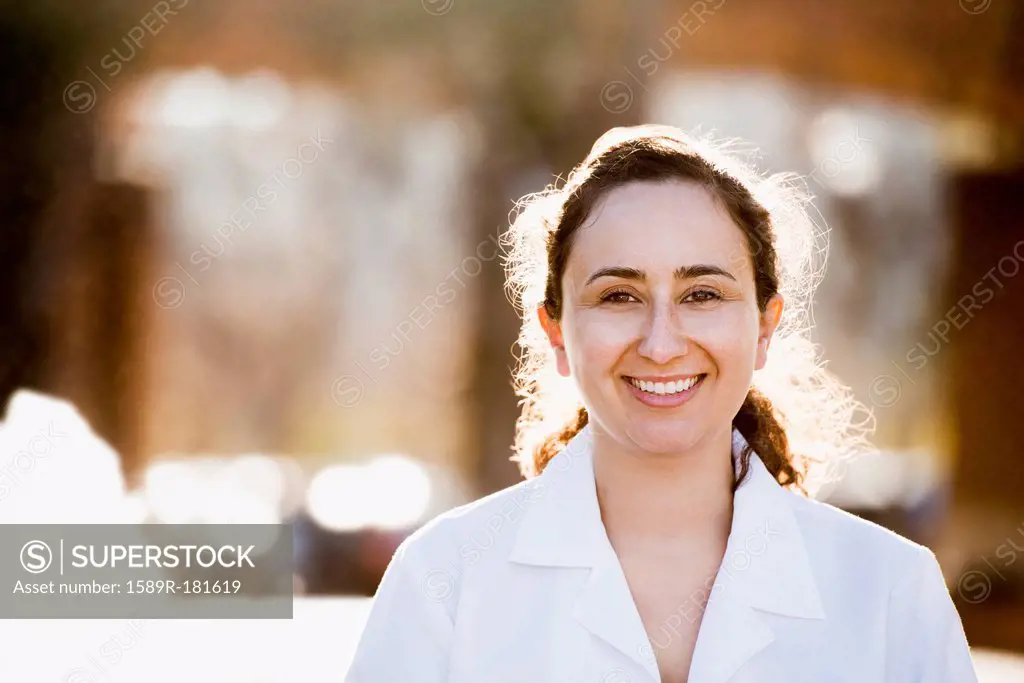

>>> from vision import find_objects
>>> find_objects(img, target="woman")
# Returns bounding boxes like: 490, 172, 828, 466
345, 125, 978, 682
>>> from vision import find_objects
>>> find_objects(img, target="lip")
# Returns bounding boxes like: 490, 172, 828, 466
625, 373, 704, 383
622, 373, 706, 408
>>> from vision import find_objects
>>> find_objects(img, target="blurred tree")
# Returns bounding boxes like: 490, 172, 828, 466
0, 5, 80, 406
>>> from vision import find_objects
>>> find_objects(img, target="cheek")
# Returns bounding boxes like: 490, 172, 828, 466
570, 318, 630, 363
689, 308, 760, 372
703, 338, 758, 377
564, 311, 638, 376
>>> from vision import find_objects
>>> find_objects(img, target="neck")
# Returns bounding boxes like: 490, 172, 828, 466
591, 425, 735, 549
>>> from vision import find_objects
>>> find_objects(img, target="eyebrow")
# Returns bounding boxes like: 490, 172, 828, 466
584, 264, 737, 286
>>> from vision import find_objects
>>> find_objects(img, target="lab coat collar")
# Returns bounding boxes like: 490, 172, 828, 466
509, 422, 826, 683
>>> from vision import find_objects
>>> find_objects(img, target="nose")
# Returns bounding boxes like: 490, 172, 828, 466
635, 305, 690, 365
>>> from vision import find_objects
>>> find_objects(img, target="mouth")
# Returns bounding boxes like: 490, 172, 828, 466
622, 373, 707, 407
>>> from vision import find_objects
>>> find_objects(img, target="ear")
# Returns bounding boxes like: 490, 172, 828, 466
537, 304, 571, 377
755, 293, 784, 371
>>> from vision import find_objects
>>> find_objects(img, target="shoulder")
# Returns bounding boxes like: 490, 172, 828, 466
781, 492, 976, 679
394, 476, 542, 568
369, 478, 541, 623
784, 490, 937, 588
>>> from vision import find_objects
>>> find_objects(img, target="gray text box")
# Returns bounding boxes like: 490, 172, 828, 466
2, 524, 293, 618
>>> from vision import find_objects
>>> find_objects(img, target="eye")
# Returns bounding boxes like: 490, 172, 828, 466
684, 288, 722, 304
601, 289, 639, 304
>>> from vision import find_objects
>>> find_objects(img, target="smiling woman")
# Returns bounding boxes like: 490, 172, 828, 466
345, 125, 979, 683
508, 125, 866, 495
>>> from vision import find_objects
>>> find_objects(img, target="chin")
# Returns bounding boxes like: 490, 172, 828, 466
618, 419, 706, 455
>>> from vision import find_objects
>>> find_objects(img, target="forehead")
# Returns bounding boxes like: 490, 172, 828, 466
566, 180, 751, 281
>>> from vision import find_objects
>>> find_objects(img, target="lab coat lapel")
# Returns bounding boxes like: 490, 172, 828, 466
510, 424, 661, 681
686, 430, 826, 683
573, 542, 664, 682
686, 586, 775, 683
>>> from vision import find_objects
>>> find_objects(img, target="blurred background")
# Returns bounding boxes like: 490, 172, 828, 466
0, 0, 1022, 679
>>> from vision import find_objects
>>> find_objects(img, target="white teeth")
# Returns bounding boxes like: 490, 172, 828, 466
630, 376, 701, 395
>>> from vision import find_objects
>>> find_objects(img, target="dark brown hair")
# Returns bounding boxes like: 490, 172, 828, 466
503, 125, 870, 494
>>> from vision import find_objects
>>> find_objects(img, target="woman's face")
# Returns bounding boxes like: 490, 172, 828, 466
540, 179, 783, 455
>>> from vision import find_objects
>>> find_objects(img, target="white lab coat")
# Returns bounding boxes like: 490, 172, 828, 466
345, 424, 979, 682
